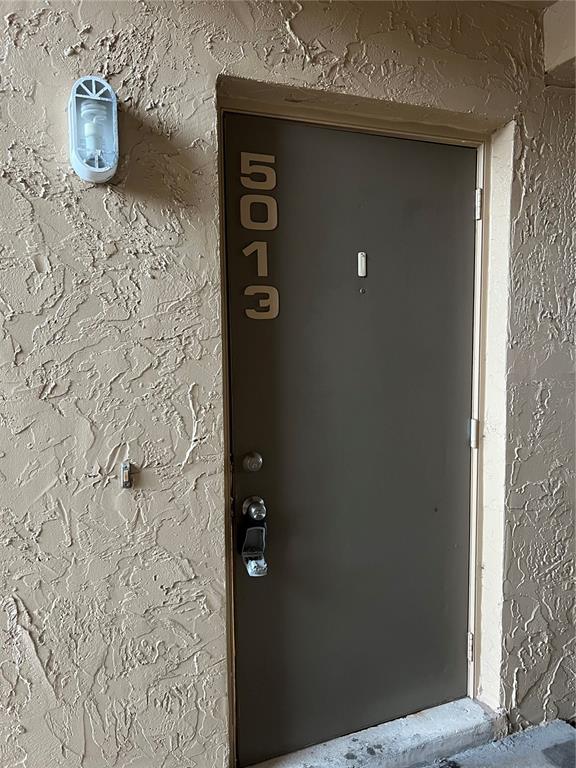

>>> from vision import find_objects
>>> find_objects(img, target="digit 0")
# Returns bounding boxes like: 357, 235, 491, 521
240, 195, 278, 231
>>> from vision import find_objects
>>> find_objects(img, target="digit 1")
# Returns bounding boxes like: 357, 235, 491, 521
243, 241, 268, 277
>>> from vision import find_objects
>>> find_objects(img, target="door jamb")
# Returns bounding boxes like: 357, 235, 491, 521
218, 96, 489, 766
217, 108, 238, 768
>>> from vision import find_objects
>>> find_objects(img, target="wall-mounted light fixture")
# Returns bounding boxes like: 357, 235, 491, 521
68, 75, 118, 183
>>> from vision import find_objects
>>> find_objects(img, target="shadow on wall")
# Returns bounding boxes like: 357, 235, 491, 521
110, 104, 211, 208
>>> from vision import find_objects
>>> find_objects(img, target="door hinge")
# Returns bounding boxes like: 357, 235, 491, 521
467, 632, 475, 663
475, 188, 483, 221
469, 418, 480, 449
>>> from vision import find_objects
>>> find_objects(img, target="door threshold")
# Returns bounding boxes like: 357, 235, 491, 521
248, 698, 506, 768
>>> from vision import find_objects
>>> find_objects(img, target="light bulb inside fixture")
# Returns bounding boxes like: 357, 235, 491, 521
80, 100, 108, 165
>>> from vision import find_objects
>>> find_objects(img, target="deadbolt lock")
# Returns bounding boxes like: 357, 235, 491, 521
242, 451, 263, 472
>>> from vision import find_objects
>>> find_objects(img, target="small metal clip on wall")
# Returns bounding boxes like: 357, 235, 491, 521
120, 460, 132, 489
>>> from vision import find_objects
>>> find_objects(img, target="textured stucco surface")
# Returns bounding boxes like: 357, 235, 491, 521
503, 84, 575, 727
0, 1, 573, 766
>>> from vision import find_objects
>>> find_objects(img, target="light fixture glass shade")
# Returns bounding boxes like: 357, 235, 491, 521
68, 75, 118, 183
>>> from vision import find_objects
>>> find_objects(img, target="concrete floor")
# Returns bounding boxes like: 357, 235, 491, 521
252, 699, 505, 768
422, 721, 575, 768
251, 705, 574, 768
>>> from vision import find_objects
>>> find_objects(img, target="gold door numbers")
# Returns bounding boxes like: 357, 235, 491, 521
240, 152, 279, 320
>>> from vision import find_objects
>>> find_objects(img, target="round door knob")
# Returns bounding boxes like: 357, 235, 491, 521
242, 496, 267, 521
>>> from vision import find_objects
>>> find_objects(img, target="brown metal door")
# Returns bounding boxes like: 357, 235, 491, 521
223, 112, 477, 766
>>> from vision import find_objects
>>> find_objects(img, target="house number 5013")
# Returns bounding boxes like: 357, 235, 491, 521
240, 152, 279, 320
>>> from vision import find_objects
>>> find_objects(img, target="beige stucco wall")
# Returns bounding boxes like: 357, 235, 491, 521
502, 83, 575, 727
0, 1, 573, 766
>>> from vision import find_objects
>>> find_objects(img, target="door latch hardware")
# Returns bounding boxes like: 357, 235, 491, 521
240, 496, 268, 576
242, 496, 267, 520
242, 525, 268, 577
120, 460, 132, 488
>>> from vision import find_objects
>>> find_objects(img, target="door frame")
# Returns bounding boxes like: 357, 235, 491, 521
218, 87, 491, 766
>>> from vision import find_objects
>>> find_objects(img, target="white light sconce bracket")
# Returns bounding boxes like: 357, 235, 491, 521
68, 75, 118, 183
